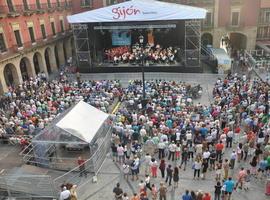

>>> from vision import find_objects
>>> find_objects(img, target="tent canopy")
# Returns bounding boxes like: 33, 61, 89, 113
56, 101, 109, 143
68, 0, 207, 24
33, 101, 109, 145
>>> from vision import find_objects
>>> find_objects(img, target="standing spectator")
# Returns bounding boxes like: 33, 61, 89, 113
144, 153, 152, 175
159, 182, 167, 200
180, 147, 188, 170
168, 141, 176, 161
249, 156, 258, 176
175, 143, 181, 160
202, 193, 211, 200
214, 181, 222, 200
226, 129, 233, 148
215, 160, 222, 181
151, 184, 158, 200
131, 193, 140, 200
223, 159, 230, 180
165, 164, 173, 186
235, 167, 246, 190
193, 158, 202, 180
122, 162, 130, 180
173, 167, 179, 188
113, 183, 123, 200
224, 177, 235, 200
70, 185, 78, 200
150, 158, 158, 178
215, 141, 224, 161
117, 144, 125, 164
230, 150, 237, 169
158, 140, 166, 159
145, 175, 152, 191
244, 169, 251, 191
77, 156, 87, 178
111, 143, 117, 162
59, 186, 71, 200
201, 158, 209, 180
182, 190, 192, 200
159, 159, 166, 178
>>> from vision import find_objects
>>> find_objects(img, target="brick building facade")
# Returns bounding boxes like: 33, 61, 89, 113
0, 0, 73, 93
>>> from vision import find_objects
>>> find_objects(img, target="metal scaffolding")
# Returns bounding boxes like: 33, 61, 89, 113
72, 24, 91, 70
185, 20, 201, 67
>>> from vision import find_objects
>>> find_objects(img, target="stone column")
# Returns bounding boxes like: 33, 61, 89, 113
0, 67, 8, 93
56, 42, 65, 66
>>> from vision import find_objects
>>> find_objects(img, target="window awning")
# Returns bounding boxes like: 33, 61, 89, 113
68, 0, 207, 24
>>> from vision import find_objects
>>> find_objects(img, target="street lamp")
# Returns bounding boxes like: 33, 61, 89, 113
139, 35, 146, 109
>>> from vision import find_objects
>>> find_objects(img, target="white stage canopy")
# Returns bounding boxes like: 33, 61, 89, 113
67, 0, 207, 24
56, 101, 109, 144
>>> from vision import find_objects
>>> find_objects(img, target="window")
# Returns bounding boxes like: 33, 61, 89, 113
204, 12, 212, 26
14, 30, 23, 47
65, 0, 68, 6
60, 20, 64, 32
106, 0, 116, 5
51, 22, 56, 35
81, 0, 91, 7
265, 11, 270, 23
40, 24, 46, 39
56, 0, 60, 7
36, 0, 41, 9
231, 11, 240, 26
6, 0, 14, 12
23, 0, 29, 10
0, 33, 7, 52
28, 27, 35, 43
47, 0, 51, 8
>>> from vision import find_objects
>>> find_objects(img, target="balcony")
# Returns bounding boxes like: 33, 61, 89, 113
202, 23, 214, 31
230, 0, 243, 6
0, 1, 72, 17
0, 30, 72, 61
172, 0, 215, 6
226, 22, 246, 31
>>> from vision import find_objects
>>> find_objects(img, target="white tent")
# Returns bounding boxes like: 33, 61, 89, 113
67, 0, 206, 23
56, 101, 109, 143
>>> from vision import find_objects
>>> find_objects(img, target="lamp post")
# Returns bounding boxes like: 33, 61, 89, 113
139, 35, 146, 108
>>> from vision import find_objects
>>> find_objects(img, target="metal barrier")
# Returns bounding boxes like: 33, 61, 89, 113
53, 127, 112, 190
0, 175, 57, 199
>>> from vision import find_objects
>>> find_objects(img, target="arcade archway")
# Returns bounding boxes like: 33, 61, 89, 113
201, 33, 213, 47
33, 52, 43, 75
20, 57, 33, 81
44, 48, 53, 74
4, 63, 19, 87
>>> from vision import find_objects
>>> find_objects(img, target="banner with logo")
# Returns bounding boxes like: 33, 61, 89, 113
68, 0, 206, 23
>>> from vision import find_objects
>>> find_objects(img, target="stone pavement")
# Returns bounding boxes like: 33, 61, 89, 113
74, 72, 267, 200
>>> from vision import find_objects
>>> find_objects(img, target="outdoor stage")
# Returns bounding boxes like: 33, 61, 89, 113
68, 0, 207, 73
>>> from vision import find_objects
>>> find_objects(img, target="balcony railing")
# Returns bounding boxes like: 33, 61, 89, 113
172, 0, 214, 6
230, 0, 243, 5
226, 22, 246, 31
0, 1, 71, 16
0, 31, 72, 60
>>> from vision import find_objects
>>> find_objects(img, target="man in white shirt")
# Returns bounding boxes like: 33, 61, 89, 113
226, 129, 234, 148
168, 141, 176, 161
59, 187, 70, 200
158, 141, 166, 159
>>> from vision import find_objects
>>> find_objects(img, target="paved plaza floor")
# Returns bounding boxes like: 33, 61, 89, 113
0, 71, 268, 200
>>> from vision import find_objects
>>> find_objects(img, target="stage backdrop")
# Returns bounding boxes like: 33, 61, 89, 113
112, 30, 131, 46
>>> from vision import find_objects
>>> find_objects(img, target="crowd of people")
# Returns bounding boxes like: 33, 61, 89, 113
104, 44, 178, 65
0, 72, 122, 150
110, 74, 269, 200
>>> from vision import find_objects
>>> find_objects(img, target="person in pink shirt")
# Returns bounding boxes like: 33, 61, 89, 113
235, 167, 246, 189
